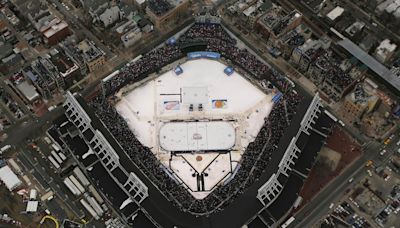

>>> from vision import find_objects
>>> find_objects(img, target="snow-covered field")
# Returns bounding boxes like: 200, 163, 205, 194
115, 58, 274, 199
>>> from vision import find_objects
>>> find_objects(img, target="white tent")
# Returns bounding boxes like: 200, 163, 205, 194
26, 201, 38, 212
0, 165, 22, 191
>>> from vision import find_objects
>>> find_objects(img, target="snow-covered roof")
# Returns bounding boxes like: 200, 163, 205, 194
326, 6, 344, 21
0, 165, 22, 191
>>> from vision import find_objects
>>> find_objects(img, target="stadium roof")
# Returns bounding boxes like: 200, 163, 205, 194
338, 38, 400, 93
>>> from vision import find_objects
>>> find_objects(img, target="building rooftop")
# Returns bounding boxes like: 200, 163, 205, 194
326, 6, 344, 21
16, 81, 40, 102
77, 39, 105, 63
346, 82, 379, 111
49, 49, 78, 77
375, 39, 397, 59
43, 20, 68, 38
345, 21, 365, 37
148, 0, 173, 16
259, 5, 282, 29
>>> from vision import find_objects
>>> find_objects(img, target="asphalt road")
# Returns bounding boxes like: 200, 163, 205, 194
0, 106, 64, 147
15, 140, 86, 219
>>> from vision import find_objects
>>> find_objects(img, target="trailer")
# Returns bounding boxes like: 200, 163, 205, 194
73, 167, 90, 187
22, 175, 32, 186
30, 189, 37, 200
80, 199, 100, 220
58, 152, 67, 161
48, 156, 60, 169
51, 150, 63, 164
63, 177, 81, 196
43, 137, 52, 144
86, 194, 104, 216
281, 217, 295, 228
40, 191, 54, 201
51, 144, 60, 152
69, 175, 85, 193
88, 185, 104, 204
0, 145, 11, 154
8, 158, 22, 174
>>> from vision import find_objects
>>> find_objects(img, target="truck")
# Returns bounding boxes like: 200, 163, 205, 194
22, 175, 32, 186
8, 158, 22, 174
40, 191, 54, 201
69, 175, 85, 193
281, 217, 295, 228
63, 177, 81, 196
80, 199, 100, 220
0, 145, 11, 154
51, 144, 60, 152
29, 189, 37, 200
88, 185, 104, 204
58, 152, 67, 161
43, 137, 52, 144
85, 194, 104, 217
48, 156, 60, 169
51, 150, 63, 164
73, 167, 90, 187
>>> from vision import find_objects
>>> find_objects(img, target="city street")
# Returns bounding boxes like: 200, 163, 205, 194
293, 135, 400, 227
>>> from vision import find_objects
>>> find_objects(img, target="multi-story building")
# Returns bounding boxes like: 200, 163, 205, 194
49, 48, 81, 88
240, 1, 273, 29
146, 0, 190, 27
20, 1, 70, 45
121, 27, 142, 48
256, 7, 302, 43
291, 37, 330, 72
342, 81, 380, 124
80, 0, 137, 27
29, 57, 63, 99
374, 39, 397, 63
25, 48, 80, 98
77, 39, 106, 73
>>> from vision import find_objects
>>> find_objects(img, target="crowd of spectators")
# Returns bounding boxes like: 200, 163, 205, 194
88, 22, 302, 215
102, 46, 182, 97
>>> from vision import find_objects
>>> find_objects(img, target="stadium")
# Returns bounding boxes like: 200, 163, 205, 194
57, 16, 336, 227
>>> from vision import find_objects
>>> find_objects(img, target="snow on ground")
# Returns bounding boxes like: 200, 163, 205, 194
115, 58, 274, 199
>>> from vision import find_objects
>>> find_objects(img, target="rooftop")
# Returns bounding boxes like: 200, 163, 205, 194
148, 0, 173, 16
326, 6, 344, 21
49, 49, 78, 77
16, 81, 40, 101
77, 39, 105, 63
43, 20, 68, 38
